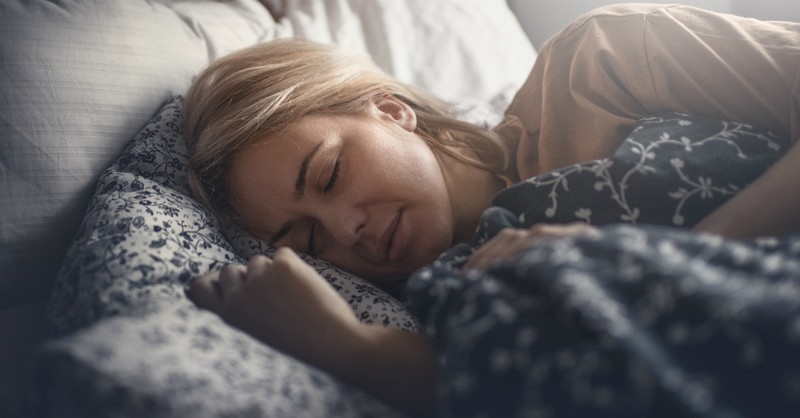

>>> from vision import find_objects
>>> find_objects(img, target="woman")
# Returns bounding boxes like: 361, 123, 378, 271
185, 4, 800, 417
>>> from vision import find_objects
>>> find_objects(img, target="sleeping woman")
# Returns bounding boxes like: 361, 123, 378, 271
184, 4, 800, 417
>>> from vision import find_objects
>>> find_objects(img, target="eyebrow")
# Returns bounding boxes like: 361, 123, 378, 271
271, 142, 324, 247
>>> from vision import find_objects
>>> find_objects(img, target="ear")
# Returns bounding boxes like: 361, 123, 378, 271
372, 94, 417, 132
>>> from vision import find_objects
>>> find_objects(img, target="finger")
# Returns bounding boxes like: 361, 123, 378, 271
464, 243, 500, 272
272, 246, 299, 260
272, 247, 334, 292
270, 247, 349, 307
219, 263, 246, 295
528, 222, 597, 239
463, 229, 524, 272
272, 247, 320, 282
565, 222, 599, 236
187, 270, 223, 312
526, 223, 555, 239
245, 254, 273, 283
271, 247, 304, 272
463, 234, 504, 272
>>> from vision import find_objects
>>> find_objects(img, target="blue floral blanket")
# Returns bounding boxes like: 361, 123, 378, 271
405, 114, 800, 417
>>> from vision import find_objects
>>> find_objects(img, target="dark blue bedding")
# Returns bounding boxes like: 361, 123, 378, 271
405, 114, 800, 417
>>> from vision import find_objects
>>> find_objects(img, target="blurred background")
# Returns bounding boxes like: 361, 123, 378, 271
509, 0, 800, 48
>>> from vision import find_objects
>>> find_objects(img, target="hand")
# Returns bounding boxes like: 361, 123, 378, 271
189, 248, 439, 417
187, 247, 361, 361
462, 222, 598, 273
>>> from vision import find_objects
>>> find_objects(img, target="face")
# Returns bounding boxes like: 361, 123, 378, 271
228, 97, 459, 287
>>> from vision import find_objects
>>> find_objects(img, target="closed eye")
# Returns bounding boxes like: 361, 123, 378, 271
323, 160, 340, 193
309, 159, 339, 256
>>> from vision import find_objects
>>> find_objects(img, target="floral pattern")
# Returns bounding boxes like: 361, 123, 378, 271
405, 116, 800, 417
37, 98, 795, 417
495, 113, 787, 229
409, 221, 800, 417
37, 96, 415, 417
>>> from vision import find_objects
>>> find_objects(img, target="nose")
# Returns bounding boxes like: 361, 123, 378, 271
316, 200, 366, 248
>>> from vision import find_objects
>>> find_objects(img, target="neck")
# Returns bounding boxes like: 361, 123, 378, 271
438, 151, 507, 244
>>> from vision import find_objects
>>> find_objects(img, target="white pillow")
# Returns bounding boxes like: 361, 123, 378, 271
163, 0, 277, 59
273, 0, 537, 104
1, 0, 534, 313
0, 1, 199, 308
0, 0, 276, 310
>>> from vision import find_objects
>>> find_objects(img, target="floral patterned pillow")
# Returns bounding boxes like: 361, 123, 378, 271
494, 113, 788, 228
47, 95, 418, 335
37, 96, 415, 417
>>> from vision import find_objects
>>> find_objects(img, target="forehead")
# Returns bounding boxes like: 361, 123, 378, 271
231, 114, 336, 186
227, 133, 308, 232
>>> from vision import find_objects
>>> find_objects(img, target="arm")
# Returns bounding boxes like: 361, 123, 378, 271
501, 5, 800, 240
187, 248, 437, 417
693, 139, 800, 239
500, 5, 800, 187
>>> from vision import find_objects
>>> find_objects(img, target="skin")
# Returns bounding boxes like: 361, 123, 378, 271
692, 140, 800, 239
187, 248, 439, 417
188, 4, 800, 412
462, 222, 600, 272
187, 94, 597, 414
226, 95, 503, 288
188, 230, 594, 416
188, 95, 800, 415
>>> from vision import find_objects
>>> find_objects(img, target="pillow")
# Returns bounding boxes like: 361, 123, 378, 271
36, 306, 407, 418
13, 0, 532, 413
38, 96, 416, 416
0, 0, 213, 310
493, 113, 788, 228
47, 95, 418, 335
1, 0, 533, 312
272, 0, 537, 104
164, 0, 277, 59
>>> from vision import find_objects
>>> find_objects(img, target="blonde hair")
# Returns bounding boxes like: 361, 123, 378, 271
184, 38, 508, 224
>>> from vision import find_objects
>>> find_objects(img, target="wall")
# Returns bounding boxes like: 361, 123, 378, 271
731, 0, 800, 22
509, 0, 799, 48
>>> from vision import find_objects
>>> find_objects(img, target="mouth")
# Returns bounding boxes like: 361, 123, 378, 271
379, 209, 404, 262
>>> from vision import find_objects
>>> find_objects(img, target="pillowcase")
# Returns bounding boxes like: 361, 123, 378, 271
47, 95, 418, 336
272, 0, 537, 104
1, 0, 534, 314
36, 306, 407, 418
494, 113, 788, 228
38, 96, 416, 416
0, 0, 214, 310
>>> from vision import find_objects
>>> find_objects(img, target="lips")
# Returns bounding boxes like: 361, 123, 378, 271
378, 209, 402, 262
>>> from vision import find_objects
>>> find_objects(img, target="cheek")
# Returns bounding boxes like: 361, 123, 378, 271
383, 145, 447, 193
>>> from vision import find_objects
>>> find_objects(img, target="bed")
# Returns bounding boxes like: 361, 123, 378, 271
1, 0, 535, 416
4, 1, 800, 417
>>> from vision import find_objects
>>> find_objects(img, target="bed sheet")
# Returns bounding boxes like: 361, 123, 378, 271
0, 0, 534, 311
405, 114, 800, 417
37, 96, 416, 417
13, 0, 535, 414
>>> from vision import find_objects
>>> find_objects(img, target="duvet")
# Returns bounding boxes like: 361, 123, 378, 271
405, 114, 800, 417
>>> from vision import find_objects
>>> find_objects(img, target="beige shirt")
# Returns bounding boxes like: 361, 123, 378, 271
495, 4, 800, 183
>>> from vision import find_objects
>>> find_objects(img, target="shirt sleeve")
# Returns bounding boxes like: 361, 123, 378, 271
495, 4, 800, 182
